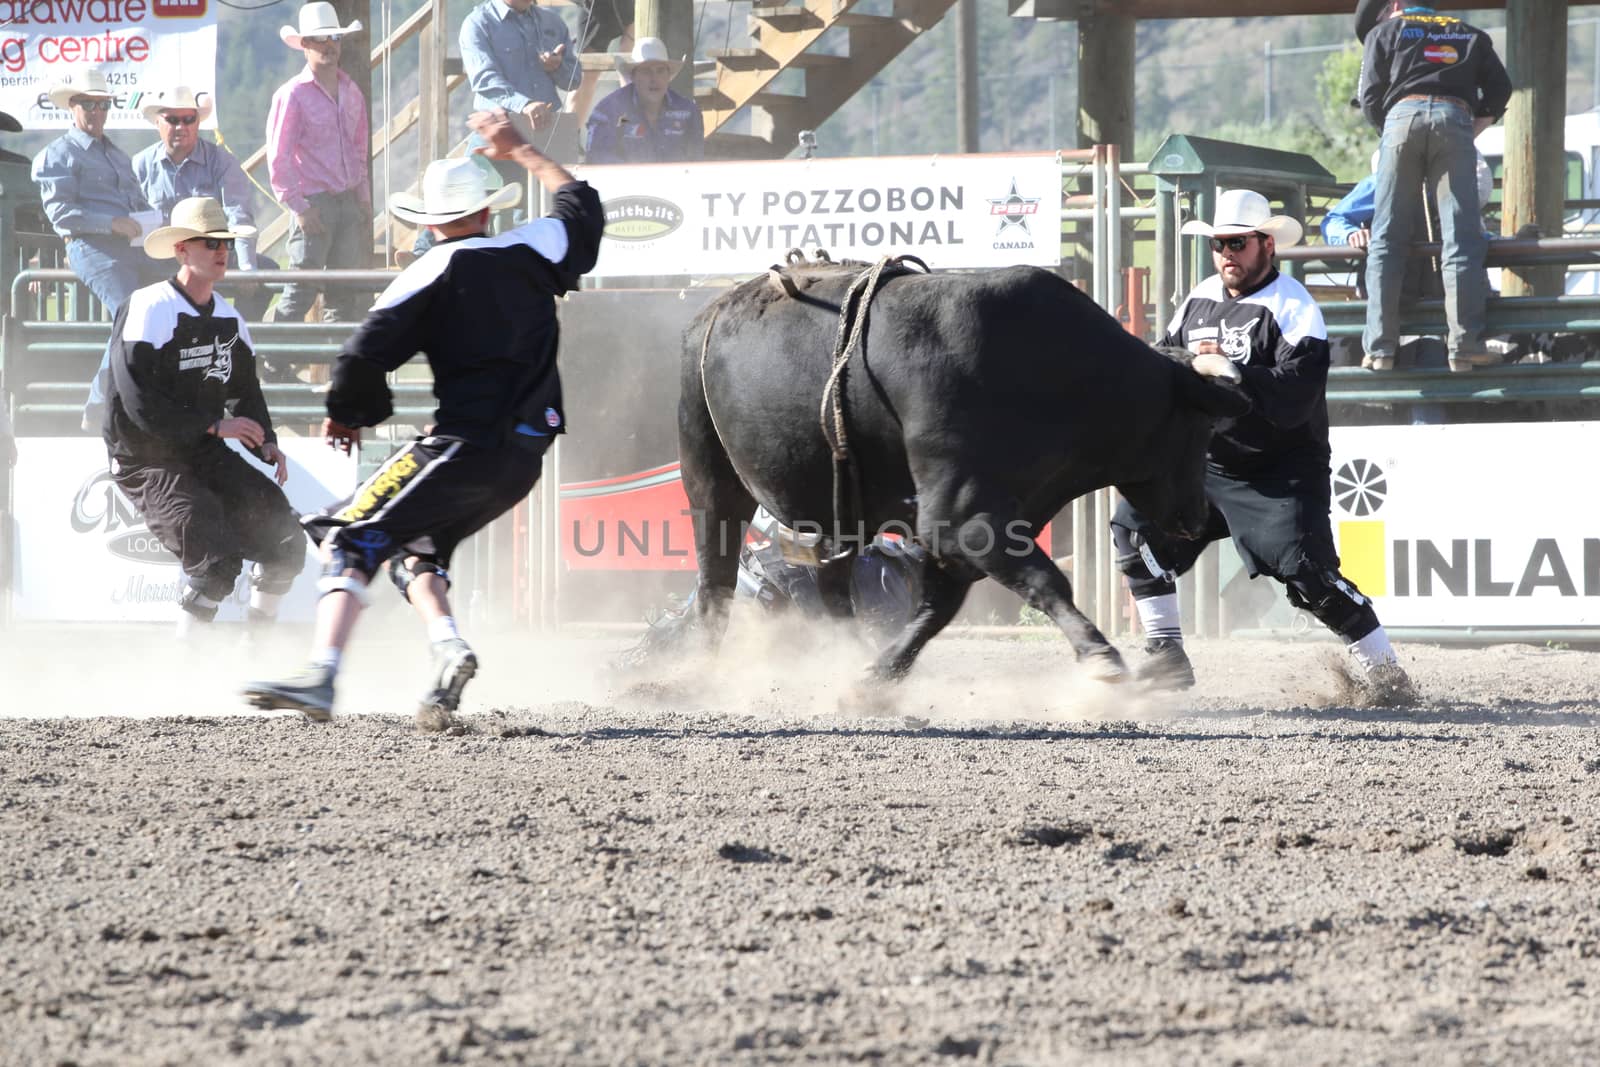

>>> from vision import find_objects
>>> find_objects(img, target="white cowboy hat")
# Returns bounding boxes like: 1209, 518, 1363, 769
389, 156, 520, 226
1180, 188, 1304, 247
144, 197, 257, 259
48, 69, 115, 111
142, 85, 214, 126
615, 37, 685, 78
280, 1, 363, 49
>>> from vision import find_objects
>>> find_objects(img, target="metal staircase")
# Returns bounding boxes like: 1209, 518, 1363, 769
698, 0, 959, 159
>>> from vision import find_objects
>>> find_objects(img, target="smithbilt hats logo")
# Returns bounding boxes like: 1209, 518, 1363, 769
71, 470, 178, 566
603, 196, 684, 241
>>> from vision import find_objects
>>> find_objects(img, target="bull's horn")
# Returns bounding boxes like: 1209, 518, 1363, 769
1191, 352, 1243, 384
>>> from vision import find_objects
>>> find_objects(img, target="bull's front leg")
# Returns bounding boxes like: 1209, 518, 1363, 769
868, 560, 973, 682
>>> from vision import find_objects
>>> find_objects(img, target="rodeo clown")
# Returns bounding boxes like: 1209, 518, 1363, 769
1111, 189, 1416, 704
244, 108, 603, 730
102, 197, 303, 638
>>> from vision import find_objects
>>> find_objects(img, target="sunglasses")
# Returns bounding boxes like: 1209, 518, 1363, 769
1209, 234, 1261, 253
184, 237, 234, 251
73, 99, 113, 112
160, 113, 198, 126
303, 34, 339, 44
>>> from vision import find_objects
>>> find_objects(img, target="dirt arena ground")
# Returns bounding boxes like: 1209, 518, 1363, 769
2, 622, 1598, 1066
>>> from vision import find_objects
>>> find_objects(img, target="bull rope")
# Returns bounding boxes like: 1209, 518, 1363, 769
818, 254, 928, 546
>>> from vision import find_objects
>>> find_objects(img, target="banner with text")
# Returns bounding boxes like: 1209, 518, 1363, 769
11, 437, 355, 622
1330, 422, 1600, 627
573, 154, 1064, 278
4, 0, 217, 130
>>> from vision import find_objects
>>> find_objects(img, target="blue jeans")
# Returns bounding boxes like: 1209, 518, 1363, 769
71, 236, 160, 411
1364, 97, 1488, 359
278, 188, 371, 323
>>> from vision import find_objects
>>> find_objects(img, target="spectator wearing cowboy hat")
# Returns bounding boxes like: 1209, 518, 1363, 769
266, 1, 370, 323
1109, 188, 1417, 706
32, 68, 160, 426
245, 109, 603, 730
103, 197, 303, 641
583, 36, 703, 165
1355, 0, 1510, 373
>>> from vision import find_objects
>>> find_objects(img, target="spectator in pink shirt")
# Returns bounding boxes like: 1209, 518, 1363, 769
266, 2, 370, 322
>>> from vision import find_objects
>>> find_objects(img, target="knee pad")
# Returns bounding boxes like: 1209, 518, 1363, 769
322, 527, 394, 582
389, 556, 450, 603
1284, 570, 1380, 642
1111, 521, 1178, 596
250, 532, 305, 597
179, 583, 222, 623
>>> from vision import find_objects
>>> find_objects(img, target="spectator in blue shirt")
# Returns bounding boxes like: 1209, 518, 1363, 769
584, 37, 703, 165
32, 68, 158, 428
461, 0, 582, 136
132, 85, 278, 323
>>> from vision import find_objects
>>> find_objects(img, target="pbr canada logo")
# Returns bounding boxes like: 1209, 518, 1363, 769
987, 179, 1040, 237
70, 470, 177, 565
603, 196, 684, 241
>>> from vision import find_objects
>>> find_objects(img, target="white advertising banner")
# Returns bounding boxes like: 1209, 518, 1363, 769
11, 437, 356, 622
4, 0, 218, 131
573, 153, 1064, 278
1328, 422, 1600, 627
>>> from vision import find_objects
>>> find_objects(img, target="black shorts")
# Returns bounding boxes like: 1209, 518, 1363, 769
580, 0, 632, 52
304, 433, 552, 578
1113, 460, 1338, 584
113, 443, 305, 601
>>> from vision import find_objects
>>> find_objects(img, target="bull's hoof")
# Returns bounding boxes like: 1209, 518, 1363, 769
1081, 648, 1130, 684
837, 677, 902, 717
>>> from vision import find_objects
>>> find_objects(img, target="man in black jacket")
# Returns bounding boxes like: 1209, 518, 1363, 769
1356, 0, 1510, 373
105, 197, 303, 637
244, 109, 604, 730
1111, 190, 1415, 705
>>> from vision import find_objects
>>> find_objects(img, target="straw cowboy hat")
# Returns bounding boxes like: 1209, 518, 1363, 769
280, 1, 363, 49
615, 37, 685, 78
389, 157, 520, 226
1180, 189, 1304, 248
142, 85, 214, 125
144, 197, 257, 259
48, 69, 115, 110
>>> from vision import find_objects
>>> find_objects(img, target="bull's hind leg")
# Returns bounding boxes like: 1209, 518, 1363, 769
678, 384, 756, 655
927, 499, 1127, 682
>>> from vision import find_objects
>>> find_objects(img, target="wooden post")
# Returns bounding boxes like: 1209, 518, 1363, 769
956, 0, 979, 153
332, 0, 375, 265
1076, 13, 1134, 292
417, 0, 448, 166
1501, 0, 1567, 297
1077, 12, 1133, 156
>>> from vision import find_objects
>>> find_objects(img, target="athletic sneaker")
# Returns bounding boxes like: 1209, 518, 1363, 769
1137, 637, 1196, 690
1365, 661, 1418, 707
243, 665, 336, 723
417, 638, 478, 732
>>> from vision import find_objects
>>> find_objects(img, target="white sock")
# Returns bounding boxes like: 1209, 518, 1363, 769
427, 616, 461, 644
1348, 627, 1398, 671
249, 590, 284, 618
1135, 594, 1182, 642
311, 648, 342, 674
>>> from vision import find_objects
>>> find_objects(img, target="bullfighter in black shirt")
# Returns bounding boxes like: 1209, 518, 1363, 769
245, 109, 603, 729
1111, 190, 1416, 705
104, 196, 303, 637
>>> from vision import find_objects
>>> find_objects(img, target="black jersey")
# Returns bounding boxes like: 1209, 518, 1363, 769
327, 180, 603, 447
104, 278, 274, 465
1358, 9, 1510, 129
1159, 268, 1331, 474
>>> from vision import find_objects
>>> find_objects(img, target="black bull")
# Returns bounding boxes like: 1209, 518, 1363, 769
674, 262, 1250, 684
